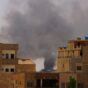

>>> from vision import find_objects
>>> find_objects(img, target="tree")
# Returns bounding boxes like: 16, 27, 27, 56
69, 76, 76, 88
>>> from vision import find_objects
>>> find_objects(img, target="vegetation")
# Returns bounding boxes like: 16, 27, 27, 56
69, 76, 76, 88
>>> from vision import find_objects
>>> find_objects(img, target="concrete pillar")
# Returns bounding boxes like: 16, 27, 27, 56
40, 79, 43, 88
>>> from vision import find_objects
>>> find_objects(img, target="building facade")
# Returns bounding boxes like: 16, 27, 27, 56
0, 43, 36, 88
57, 38, 88, 88
0, 43, 59, 88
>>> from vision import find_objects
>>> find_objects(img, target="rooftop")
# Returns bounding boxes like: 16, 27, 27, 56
0, 43, 18, 50
18, 59, 35, 65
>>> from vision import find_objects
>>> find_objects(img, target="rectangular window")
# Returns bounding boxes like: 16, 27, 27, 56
77, 66, 82, 71
77, 83, 84, 88
6, 54, 9, 59
80, 50, 83, 56
27, 81, 33, 87
5, 68, 9, 72
11, 68, 15, 72
11, 54, 15, 59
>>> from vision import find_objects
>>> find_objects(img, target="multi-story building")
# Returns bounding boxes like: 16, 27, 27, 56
0, 43, 36, 88
57, 37, 88, 88
0, 43, 59, 88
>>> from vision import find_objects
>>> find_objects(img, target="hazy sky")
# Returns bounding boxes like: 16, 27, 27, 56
0, 0, 88, 37
0, 0, 9, 29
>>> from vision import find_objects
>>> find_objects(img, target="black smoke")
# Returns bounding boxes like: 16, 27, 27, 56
4, 0, 73, 70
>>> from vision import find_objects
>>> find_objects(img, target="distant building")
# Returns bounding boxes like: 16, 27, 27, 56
57, 37, 88, 88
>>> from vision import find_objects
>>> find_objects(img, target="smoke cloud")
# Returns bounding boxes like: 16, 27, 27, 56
2, 0, 75, 70
2, 0, 88, 70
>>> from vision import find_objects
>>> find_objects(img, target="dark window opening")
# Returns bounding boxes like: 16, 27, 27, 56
77, 83, 84, 88
11, 68, 15, 72
77, 66, 82, 71
27, 81, 33, 87
78, 43, 81, 47
80, 50, 83, 56
36, 79, 58, 88
6, 54, 9, 59
5, 68, 9, 72
11, 54, 15, 59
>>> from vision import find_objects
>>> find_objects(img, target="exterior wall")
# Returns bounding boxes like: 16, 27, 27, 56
12, 73, 26, 88
70, 57, 82, 72
16, 64, 36, 72
83, 46, 88, 64
57, 58, 70, 72
0, 59, 18, 65
59, 72, 77, 88
1, 65, 15, 73
2, 50, 17, 59
25, 72, 36, 88
57, 39, 88, 88
0, 43, 37, 88
0, 73, 25, 88
2, 50, 16, 54
57, 48, 81, 72
82, 46, 88, 73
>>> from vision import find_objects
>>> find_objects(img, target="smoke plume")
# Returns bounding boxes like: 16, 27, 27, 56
2, 0, 74, 70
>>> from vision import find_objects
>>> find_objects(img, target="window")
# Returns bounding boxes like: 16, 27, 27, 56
11, 54, 15, 59
5, 68, 9, 72
78, 43, 80, 47
77, 83, 84, 88
77, 66, 82, 71
6, 54, 9, 59
11, 68, 15, 72
80, 50, 83, 56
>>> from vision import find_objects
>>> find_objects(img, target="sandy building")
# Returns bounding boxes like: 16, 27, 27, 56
57, 37, 88, 88
0, 43, 36, 88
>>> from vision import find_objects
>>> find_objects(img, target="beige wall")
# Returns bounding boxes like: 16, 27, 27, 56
16, 64, 36, 73
0, 73, 25, 88
57, 58, 70, 72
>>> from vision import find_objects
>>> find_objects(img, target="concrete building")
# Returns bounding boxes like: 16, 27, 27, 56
0, 43, 59, 88
0, 43, 36, 88
57, 37, 88, 88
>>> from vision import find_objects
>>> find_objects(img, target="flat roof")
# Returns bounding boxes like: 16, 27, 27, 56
18, 59, 35, 65
0, 43, 18, 50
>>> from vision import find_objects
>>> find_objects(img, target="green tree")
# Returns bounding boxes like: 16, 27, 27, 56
69, 76, 76, 88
